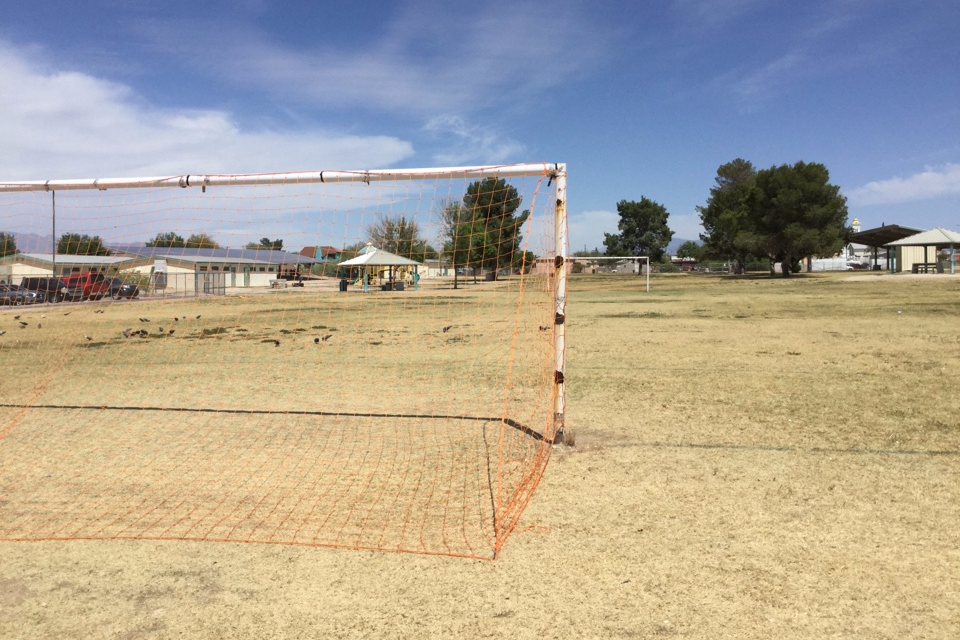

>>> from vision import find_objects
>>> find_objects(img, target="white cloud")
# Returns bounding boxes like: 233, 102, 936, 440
135, 1, 606, 114
423, 115, 525, 166
847, 164, 960, 206
567, 209, 619, 253
0, 43, 414, 181
668, 212, 706, 242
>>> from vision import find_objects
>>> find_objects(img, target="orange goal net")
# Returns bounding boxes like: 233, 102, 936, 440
0, 163, 568, 559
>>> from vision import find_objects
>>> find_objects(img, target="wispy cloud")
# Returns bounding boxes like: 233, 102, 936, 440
727, 53, 804, 106
135, 1, 607, 114
0, 43, 414, 180
847, 164, 960, 206
422, 115, 524, 166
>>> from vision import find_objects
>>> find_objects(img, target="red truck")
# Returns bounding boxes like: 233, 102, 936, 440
61, 271, 112, 301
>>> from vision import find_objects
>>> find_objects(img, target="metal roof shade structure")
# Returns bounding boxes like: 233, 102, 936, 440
848, 224, 923, 247
847, 224, 923, 271
337, 243, 423, 292
887, 227, 960, 274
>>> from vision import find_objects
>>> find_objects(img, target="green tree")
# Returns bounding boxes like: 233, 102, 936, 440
572, 247, 604, 257
0, 232, 16, 258
146, 231, 186, 248
676, 240, 704, 262
367, 215, 437, 262
697, 158, 757, 274
744, 161, 849, 278
603, 197, 673, 262
461, 177, 530, 280
185, 233, 220, 249
245, 237, 283, 251
57, 233, 110, 255
438, 199, 472, 289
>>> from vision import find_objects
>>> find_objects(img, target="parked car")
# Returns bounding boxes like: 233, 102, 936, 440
0, 284, 25, 306
6, 284, 40, 304
19, 277, 70, 303
105, 277, 140, 299
60, 271, 111, 300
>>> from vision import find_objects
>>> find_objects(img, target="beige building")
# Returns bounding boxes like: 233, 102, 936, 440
0, 248, 315, 294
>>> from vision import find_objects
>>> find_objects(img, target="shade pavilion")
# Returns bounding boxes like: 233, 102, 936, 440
337, 243, 423, 292
887, 227, 960, 274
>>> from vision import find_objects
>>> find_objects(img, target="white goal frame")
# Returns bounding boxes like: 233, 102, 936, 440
568, 256, 650, 292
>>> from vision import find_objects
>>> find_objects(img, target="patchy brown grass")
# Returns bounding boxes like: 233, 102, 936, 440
1, 272, 959, 638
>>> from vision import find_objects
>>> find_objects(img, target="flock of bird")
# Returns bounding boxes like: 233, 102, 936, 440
2, 310, 342, 347
1, 308, 533, 346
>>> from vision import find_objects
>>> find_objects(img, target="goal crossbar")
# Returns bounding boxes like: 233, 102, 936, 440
0, 163, 564, 193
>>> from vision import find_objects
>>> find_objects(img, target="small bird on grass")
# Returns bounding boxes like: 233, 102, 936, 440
195, 315, 201, 319
158, 326, 164, 333
94, 309, 104, 314
84, 336, 93, 341
122, 328, 133, 338
322, 334, 332, 341
19, 321, 28, 328
139, 317, 150, 322
539, 325, 549, 331
13, 315, 21, 320
442, 325, 452, 333
37, 323, 42, 329
314, 337, 320, 344
0, 330, 6, 336
273, 339, 280, 347
168, 330, 175, 336
174, 317, 179, 322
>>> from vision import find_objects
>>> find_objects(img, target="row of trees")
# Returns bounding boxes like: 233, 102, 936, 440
0, 231, 288, 256
595, 159, 849, 277
146, 231, 223, 249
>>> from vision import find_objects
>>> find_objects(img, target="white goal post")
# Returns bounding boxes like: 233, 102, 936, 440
567, 256, 650, 292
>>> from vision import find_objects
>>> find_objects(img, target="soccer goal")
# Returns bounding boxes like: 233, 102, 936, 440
0, 163, 567, 559
568, 256, 650, 291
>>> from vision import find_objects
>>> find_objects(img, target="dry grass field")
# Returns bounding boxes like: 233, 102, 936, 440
2, 271, 959, 638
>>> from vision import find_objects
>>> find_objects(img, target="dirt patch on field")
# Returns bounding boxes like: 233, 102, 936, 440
1, 273, 959, 638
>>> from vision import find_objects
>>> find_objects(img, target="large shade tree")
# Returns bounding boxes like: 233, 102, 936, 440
744, 161, 849, 277
603, 197, 673, 262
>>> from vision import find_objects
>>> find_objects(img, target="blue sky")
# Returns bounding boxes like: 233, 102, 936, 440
1, 0, 958, 251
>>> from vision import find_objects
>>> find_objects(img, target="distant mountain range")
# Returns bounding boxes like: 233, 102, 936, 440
10, 233, 148, 254
11, 232, 54, 253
